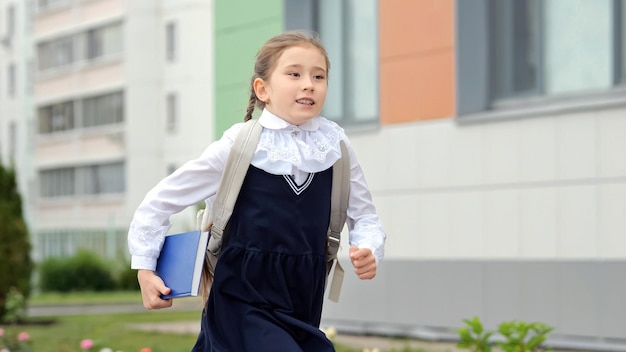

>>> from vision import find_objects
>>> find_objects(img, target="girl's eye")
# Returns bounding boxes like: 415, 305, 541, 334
289, 72, 300, 77
314, 75, 326, 80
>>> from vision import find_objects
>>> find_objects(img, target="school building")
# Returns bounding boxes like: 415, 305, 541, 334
1, 0, 625, 350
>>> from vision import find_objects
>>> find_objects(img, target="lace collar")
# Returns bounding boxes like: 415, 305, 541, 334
251, 109, 345, 175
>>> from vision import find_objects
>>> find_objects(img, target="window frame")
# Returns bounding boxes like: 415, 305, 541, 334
456, 0, 626, 120
284, 0, 380, 127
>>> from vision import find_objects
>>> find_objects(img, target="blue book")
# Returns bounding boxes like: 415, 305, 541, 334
155, 230, 209, 299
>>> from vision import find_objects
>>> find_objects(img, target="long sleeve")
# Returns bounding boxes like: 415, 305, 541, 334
343, 139, 386, 264
128, 124, 243, 270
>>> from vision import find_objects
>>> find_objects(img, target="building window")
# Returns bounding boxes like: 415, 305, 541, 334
6, 4, 15, 40
38, 101, 74, 133
78, 162, 125, 195
457, 0, 625, 115
86, 23, 123, 61
8, 122, 16, 161
37, 36, 74, 70
83, 92, 124, 128
38, 91, 124, 134
166, 93, 178, 132
36, 0, 71, 13
40, 162, 125, 198
37, 22, 122, 71
166, 22, 177, 62
40, 167, 75, 198
7, 64, 15, 97
615, 0, 626, 84
317, 0, 378, 125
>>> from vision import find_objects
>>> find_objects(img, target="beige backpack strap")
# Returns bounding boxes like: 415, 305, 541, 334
327, 140, 350, 302
207, 119, 262, 256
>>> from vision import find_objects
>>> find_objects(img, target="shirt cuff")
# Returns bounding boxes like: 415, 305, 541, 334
131, 255, 158, 271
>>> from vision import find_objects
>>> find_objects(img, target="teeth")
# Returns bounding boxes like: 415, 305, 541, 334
296, 99, 313, 105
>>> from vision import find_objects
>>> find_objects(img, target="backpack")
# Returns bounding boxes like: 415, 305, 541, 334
198, 119, 349, 302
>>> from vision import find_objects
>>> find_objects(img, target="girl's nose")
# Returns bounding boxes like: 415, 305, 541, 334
302, 77, 314, 91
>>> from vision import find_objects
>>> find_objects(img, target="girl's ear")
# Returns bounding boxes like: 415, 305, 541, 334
253, 78, 269, 103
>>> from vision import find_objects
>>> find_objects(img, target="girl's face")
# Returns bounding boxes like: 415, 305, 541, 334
254, 45, 328, 125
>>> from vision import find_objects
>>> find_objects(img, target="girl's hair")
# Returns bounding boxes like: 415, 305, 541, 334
243, 30, 330, 121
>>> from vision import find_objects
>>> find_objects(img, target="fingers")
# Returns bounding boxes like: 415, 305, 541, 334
349, 246, 377, 280
137, 269, 173, 310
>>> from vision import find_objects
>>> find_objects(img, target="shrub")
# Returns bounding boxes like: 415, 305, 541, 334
457, 316, 553, 352
0, 164, 33, 322
116, 261, 140, 291
39, 250, 117, 292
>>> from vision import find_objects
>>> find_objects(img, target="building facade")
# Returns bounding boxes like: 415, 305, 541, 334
213, 0, 626, 350
2, 0, 625, 349
1, 0, 215, 260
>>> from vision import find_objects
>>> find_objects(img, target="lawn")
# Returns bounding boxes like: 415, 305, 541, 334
2, 310, 201, 352
3, 291, 361, 351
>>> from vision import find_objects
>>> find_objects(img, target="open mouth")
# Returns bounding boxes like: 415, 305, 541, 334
296, 99, 314, 106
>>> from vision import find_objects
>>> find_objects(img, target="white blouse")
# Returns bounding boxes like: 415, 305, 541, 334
128, 109, 386, 271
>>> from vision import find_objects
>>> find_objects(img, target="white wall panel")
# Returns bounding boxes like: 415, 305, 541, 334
557, 185, 597, 258
598, 183, 626, 258
483, 189, 520, 258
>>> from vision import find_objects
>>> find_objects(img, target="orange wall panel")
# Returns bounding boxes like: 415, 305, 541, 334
381, 51, 455, 123
379, 0, 456, 124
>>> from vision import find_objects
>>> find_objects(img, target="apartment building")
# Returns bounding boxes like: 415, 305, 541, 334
3, 0, 214, 260
0, 0, 34, 227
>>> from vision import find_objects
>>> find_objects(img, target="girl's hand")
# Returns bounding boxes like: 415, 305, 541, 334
137, 269, 173, 309
349, 246, 377, 280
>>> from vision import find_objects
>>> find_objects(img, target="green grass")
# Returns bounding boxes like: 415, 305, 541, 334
2, 310, 201, 352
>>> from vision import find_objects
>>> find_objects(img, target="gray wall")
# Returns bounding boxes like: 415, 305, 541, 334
322, 259, 626, 351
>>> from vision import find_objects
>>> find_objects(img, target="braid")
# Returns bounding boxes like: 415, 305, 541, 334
244, 84, 256, 121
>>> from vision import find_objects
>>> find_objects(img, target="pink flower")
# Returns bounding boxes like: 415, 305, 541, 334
17, 331, 30, 341
80, 339, 94, 350
139, 348, 152, 352
0, 327, 4, 336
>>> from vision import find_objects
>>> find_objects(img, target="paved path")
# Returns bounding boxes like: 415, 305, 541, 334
28, 298, 204, 317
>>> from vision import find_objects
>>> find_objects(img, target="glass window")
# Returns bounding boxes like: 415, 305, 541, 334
543, 0, 612, 94
37, 36, 74, 70
6, 5, 14, 37
166, 93, 178, 132
83, 91, 124, 128
490, 0, 616, 102
79, 162, 125, 195
38, 101, 74, 134
36, 0, 70, 13
317, 0, 378, 124
40, 167, 75, 198
618, 0, 626, 84
8, 122, 16, 160
491, 0, 541, 99
8, 64, 15, 97
41, 162, 125, 198
86, 23, 123, 60
166, 22, 177, 62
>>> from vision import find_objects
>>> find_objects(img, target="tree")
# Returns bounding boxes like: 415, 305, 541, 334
0, 163, 33, 322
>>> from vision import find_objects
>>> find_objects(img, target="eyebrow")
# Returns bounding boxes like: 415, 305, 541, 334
283, 64, 327, 72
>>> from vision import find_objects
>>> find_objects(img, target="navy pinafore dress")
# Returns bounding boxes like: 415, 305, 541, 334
191, 165, 336, 351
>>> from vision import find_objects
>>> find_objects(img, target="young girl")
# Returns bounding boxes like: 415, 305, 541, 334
128, 30, 386, 351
